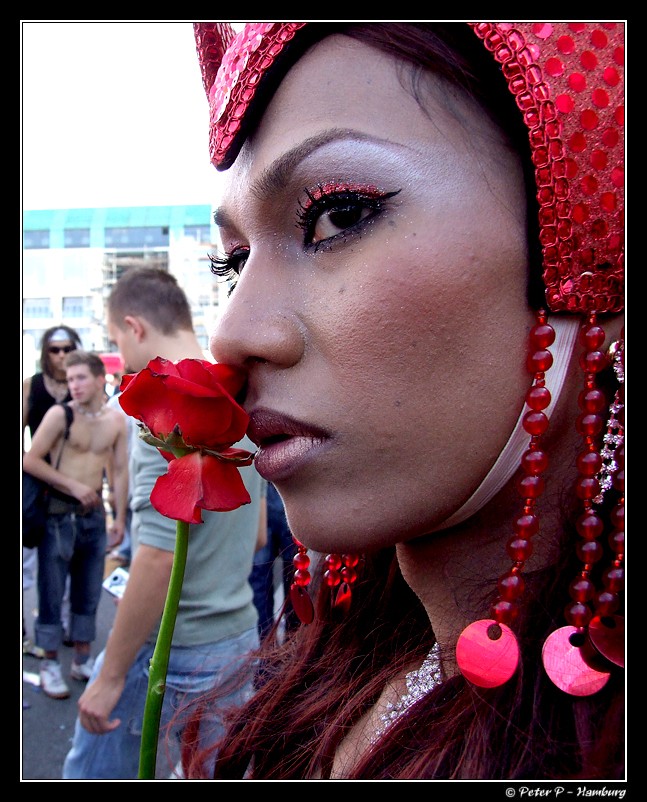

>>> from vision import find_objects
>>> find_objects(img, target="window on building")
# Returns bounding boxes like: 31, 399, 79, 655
62, 296, 93, 318
23, 298, 52, 318
64, 228, 91, 248
194, 325, 209, 350
23, 230, 50, 249
105, 226, 170, 248
184, 225, 211, 242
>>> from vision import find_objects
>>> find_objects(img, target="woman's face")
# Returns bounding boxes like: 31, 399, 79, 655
46, 339, 75, 378
211, 35, 535, 553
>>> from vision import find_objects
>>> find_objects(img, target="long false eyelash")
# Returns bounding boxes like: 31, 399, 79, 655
208, 249, 249, 296
208, 251, 233, 278
208, 248, 249, 278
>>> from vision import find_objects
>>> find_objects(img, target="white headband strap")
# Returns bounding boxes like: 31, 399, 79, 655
49, 328, 72, 342
433, 316, 580, 532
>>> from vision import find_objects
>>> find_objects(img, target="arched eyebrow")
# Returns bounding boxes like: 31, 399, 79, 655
213, 128, 390, 229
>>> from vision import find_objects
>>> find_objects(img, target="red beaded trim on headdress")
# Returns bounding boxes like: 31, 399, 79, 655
470, 24, 624, 315
193, 22, 624, 317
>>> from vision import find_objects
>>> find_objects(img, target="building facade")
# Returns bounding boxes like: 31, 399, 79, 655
22, 204, 230, 377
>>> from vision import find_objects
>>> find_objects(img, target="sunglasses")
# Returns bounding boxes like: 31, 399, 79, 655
48, 345, 75, 355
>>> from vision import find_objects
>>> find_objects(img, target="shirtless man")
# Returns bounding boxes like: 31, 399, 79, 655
23, 350, 128, 699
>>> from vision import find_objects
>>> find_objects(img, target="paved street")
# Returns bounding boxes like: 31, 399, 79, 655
21, 556, 121, 781
21, 553, 282, 781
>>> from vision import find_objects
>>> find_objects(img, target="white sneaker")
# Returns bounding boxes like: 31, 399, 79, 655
23, 637, 45, 659
70, 657, 94, 682
40, 660, 70, 699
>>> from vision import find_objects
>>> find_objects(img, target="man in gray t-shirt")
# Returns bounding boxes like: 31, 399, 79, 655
63, 267, 266, 779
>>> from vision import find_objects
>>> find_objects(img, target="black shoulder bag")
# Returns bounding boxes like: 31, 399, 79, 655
22, 403, 74, 549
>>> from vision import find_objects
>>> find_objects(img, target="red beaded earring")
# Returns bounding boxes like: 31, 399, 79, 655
455, 309, 556, 687
290, 537, 315, 625
289, 539, 363, 625
542, 318, 624, 695
323, 552, 362, 616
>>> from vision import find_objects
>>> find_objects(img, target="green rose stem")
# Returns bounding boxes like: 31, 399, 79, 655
138, 519, 189, 779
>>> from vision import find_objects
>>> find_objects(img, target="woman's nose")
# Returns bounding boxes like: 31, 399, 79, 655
210, 268, 305, 371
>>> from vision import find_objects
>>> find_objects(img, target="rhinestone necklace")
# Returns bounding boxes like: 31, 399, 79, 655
372, 642, 443, 743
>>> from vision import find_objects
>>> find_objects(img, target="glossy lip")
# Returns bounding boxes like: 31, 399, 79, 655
247, 408, 331, 482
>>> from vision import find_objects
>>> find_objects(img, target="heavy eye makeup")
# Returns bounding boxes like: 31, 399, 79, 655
209, 180, 401, 285
297, 182, 401, 251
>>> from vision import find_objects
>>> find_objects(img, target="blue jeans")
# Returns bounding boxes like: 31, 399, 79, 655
35, 505, 106, 652
114, 507, 132, 563
249, 484, 298, 640
62, 627, 259, 779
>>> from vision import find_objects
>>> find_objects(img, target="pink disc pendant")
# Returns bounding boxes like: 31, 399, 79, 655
289, 584, 314, 625
456, 619, 519, 688
588, 615, 624, 667
542, 625, 611, 696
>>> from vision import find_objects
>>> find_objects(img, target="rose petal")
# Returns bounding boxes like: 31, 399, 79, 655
150, 455, 204, 523
150, 452, 251, 523
200, 453, 252, 511
149, 358, 246, 399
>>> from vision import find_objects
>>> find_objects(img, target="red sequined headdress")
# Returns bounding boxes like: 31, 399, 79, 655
194, 22, 624, 316
194, 23, 625, 694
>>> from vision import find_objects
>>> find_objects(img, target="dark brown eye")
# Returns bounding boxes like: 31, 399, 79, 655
310, 203, 372, 243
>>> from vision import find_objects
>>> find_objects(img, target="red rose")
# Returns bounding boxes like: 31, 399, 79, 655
120, 357, 249, 449
119, 358, 255, 523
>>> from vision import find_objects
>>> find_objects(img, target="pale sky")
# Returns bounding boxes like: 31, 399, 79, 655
21, 21, 236, 211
